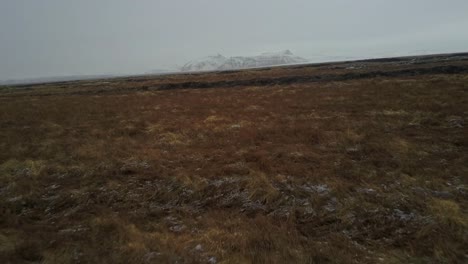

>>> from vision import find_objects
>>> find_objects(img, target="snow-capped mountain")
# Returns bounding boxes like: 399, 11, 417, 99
180, 50, 307, 72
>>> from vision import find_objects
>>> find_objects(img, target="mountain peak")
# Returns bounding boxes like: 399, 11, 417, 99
181, 50, 307, 72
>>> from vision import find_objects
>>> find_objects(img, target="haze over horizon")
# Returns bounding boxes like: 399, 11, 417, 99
1, 0, 468, 81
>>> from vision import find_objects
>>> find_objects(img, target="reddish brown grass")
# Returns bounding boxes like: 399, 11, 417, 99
0, 56, 467, 263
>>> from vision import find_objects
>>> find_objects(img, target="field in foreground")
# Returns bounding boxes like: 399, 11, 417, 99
0, 54, 467, 263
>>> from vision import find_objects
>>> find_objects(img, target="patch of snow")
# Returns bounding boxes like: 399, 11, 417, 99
169, 225, 186, 233
7, 195, 23, 202
302, 184, 330, 195
324, 197, 338, 212
208, 256, 217, 264
59, 226, 89, 234
194, 244, 203, 251
393, 209, 415, 222
357, 188, 376, 194
143, 252, 161, 263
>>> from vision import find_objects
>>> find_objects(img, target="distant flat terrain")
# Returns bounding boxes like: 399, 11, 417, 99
1, 53, 467, 263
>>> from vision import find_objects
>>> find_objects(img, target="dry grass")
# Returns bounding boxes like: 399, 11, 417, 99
0, 56, 467, 263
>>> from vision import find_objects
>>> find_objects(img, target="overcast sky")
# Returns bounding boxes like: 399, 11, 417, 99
1, 0, 467, 80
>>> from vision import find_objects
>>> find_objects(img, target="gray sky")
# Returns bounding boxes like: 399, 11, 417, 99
1, 0, 467, 80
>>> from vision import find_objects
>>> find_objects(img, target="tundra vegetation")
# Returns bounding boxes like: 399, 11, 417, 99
0, 54, 467, 263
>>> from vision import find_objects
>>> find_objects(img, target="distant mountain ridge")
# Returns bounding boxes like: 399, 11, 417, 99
0, 74, 118, 86
181, 50, 308, 72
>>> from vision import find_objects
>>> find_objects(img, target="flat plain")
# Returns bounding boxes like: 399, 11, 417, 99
1, 53, 467, 263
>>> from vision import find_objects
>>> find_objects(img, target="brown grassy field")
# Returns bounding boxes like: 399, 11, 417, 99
1, 54, 467, 263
